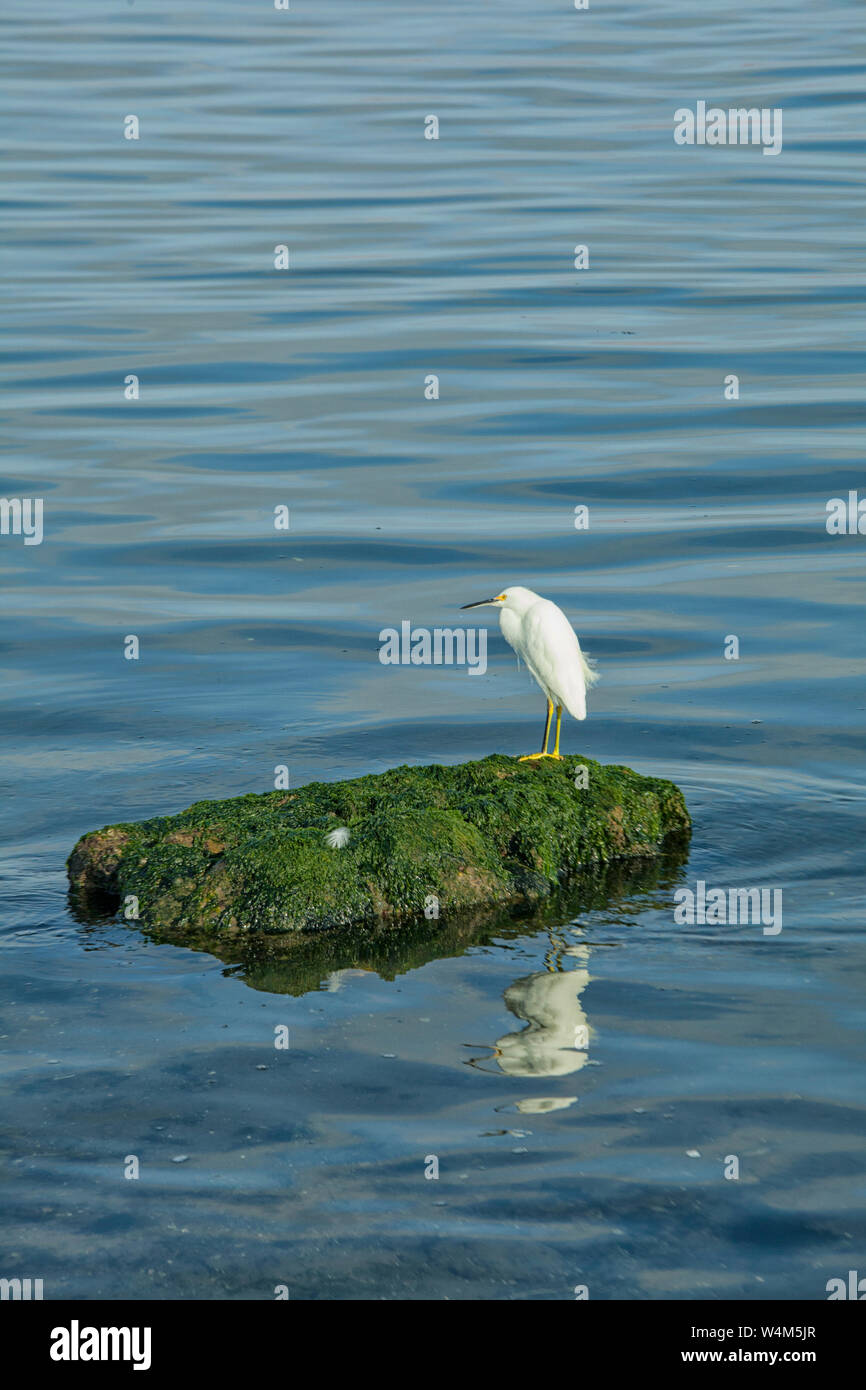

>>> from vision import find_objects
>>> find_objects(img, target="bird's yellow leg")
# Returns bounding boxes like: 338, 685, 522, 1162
542, 699, 553, 753
551, 704, 563, 758
518, 700, 555, 760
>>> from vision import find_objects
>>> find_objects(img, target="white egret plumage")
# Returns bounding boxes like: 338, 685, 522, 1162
461, 585, 598, 759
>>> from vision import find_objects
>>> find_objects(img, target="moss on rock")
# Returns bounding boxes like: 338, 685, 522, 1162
67, 754, 690, 936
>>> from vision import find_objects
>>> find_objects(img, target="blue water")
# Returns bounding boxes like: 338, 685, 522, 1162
2, 0, 865, 1299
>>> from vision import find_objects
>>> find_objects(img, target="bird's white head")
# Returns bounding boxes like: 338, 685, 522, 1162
460, 585, 539, 615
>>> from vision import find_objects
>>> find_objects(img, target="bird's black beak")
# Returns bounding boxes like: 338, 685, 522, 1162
460, 597, 496, 610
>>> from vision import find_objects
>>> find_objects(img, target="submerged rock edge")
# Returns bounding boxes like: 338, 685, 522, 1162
67, 754, 691, 936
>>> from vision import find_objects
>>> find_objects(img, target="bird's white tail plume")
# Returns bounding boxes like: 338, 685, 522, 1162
580, 650, 600, 688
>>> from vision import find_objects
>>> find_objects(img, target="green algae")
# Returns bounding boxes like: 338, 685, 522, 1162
67, 754, 691, 937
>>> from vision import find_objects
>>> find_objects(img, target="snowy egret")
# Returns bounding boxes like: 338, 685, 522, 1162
460, 585, 598, 759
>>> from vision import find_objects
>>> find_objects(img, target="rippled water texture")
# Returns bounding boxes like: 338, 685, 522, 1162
1, 0, 865, 1299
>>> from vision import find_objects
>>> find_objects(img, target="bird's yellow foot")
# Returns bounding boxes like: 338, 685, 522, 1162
518, 752, 563, 761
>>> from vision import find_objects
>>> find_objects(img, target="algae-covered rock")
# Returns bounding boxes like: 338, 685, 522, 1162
67, 754, 690, 936
116, 851, 690, 998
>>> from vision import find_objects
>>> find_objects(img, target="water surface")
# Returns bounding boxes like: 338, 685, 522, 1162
1, 0, 865, 1299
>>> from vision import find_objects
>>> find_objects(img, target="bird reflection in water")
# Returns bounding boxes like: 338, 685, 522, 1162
468, 930, 592, 1112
